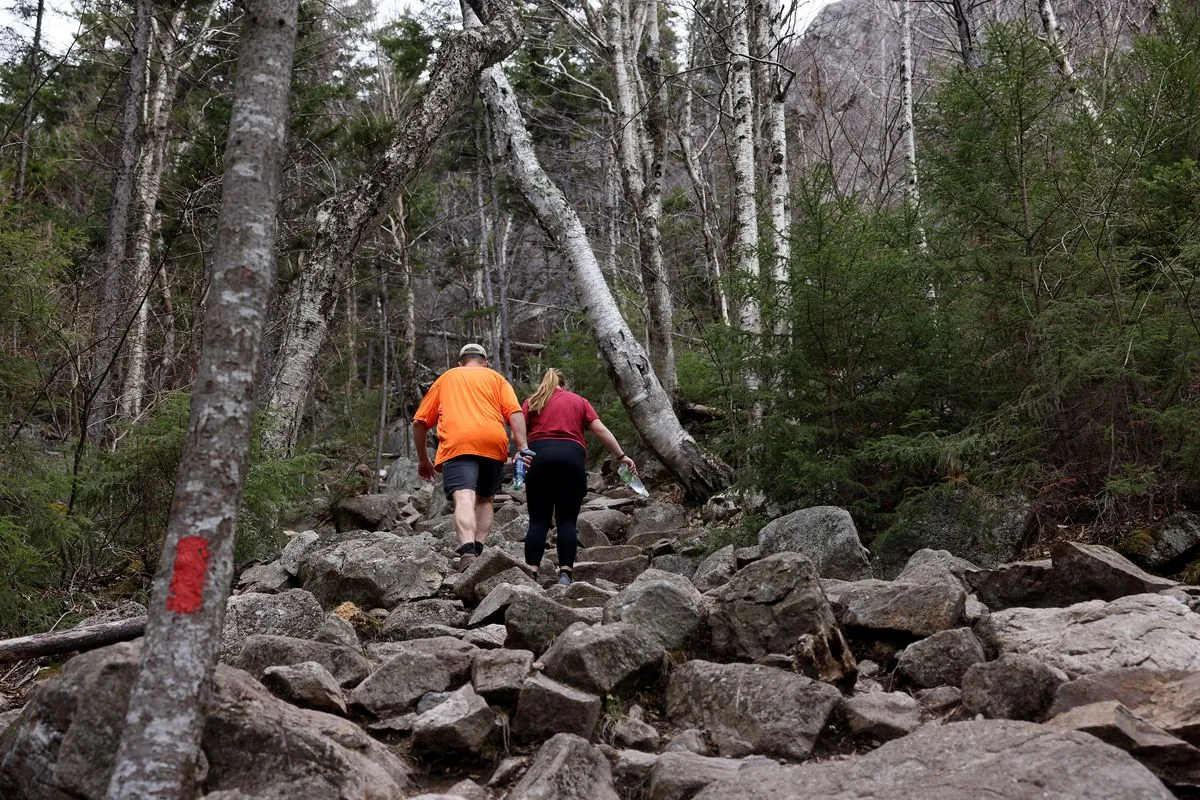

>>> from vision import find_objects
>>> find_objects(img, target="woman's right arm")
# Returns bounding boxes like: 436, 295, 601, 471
588, 418, 638, 474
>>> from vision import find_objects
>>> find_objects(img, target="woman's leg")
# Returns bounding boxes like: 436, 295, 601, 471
553, 451, 588, 573
523, 451, 554, 572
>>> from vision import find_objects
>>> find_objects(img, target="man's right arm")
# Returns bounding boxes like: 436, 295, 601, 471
413, 380, 440, 481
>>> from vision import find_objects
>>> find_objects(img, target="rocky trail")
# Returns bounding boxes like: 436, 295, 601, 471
3, 472, 1200, 800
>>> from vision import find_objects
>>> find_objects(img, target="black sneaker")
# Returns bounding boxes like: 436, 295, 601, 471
557, 570, 573, 586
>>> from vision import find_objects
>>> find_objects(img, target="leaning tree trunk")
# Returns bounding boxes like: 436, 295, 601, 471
86, 0, 153, 445
899, 0, 927, 250
949, 0, 981, 69
1038, 0, 1101, 121
262, 0, 521, 456
729, 0, 764, 421
475, 35, 732, 500
103, 1, 299, 797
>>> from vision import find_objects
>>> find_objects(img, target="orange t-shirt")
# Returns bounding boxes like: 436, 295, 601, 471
413, 366, 522, 465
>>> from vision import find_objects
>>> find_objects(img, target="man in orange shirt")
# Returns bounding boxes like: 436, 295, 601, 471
413, 343, 530, 570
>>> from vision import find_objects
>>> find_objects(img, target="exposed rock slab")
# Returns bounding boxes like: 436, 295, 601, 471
221, 589, 324, 654
542, 622, 664, 696
261, 661, 348, 715
822, 578, 965, 638
229, 634, 371, 688
299, 532, 447, 608
1049, 668, 1200, 746
603, 571, 703, 650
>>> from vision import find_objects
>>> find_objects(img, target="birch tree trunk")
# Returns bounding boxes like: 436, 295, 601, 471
949, 0, 981, 69
729, 0, 764, 416
476, 42, 733, 500
899, 0, 927, 250
605, 0, 676, 397
262, 0, 521, 456
1038, 0, 1102, 121
754, 0, 791, 336
14, 0, 44, 202
104, 1, 298, 797
119, 2, 222, 420
86, 0, 152, 445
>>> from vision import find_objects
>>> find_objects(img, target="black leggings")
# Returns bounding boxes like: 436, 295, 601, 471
524, 439, 588, 571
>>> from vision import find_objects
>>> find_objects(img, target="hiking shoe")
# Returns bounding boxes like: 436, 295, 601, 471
457, 553, 478, 572
557, 571, 573, 586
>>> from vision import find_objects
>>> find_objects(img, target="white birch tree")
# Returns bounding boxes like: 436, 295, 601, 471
104, 0, 299, 796
899, 0, 927, 250
1038, 0, 1102, 121
262, 0, 522, 456
754, 0, 792, 336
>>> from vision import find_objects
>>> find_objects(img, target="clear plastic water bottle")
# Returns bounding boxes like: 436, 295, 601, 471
618, 463, 650, 497
512, 449, 534, 490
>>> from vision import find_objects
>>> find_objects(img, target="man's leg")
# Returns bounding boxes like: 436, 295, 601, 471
452, 489, 480, 546
473, 497, 495, 546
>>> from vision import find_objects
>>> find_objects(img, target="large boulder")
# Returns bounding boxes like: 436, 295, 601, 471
757, 506, 871, 580
503, 593, 591, 655
870, 484, 1033, 578
961, 654, 1064, 721
627, 503, 689, 542
894, 549, 978, 592
976, 593, 1200, 678
842, 692, 922, 742
896, 628, 986, 689
603, 570, 704, 650
261, 661, 348, 715
299, 532, 448, 608
0, 642, 409, 800
1126, 511, 1200, 571
512, 673, 601, 741
822, 578, 965, 638
366, 637, 477, 683
382, 599, 469, 639
471, 649, 533, 705
1049, 541, 1176, 601
691, 720, 1174, 800
349, 651, 453, 717
666, 660, 842, 761
574, 555, 651, 587
331, 492, 411, 532
507, 734, 619, 800
646, 753, 749, 800
965, 560, 1058, 610
229, 634, 371, 688
576, 509, 630, 547
541, 622, 664, 696
454, 547, 529, 603
221, 589, 324, 654
278, 530, 320, 575
411, 685, 497, 759
692, 545, 737, 592
1049, 668, 1200, 746
708, 552, 855, 686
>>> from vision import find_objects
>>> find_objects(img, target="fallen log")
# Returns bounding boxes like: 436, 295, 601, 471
0, 616, 147, 664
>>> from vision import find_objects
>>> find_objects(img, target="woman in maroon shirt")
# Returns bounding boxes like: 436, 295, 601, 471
522, 368, 637, 585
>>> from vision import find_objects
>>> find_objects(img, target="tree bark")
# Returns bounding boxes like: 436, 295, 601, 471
949, 0, 981, 70
1038, 0, 1102, 121
899, 0, 927, 250
86, 0, 153, 445
14, 0, 45, 202
103, 1, 299, 796
754, 0, 792, 336
0, 616, 147, 664
476, 38, 732, 500
261, 0, 521, 456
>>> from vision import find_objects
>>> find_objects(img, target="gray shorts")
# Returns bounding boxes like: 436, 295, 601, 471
442, 455, 505, 500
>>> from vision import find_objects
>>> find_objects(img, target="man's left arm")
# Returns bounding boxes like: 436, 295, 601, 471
509, 411, 529, 452
497, 379, 528, 453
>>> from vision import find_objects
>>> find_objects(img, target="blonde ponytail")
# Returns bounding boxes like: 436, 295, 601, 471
527, 368, 563, 414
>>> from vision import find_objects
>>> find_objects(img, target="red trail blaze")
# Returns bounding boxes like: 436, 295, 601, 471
166, 536, 210, 614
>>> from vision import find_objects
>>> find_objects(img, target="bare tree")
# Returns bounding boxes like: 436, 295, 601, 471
14, 0, 45, 201
1038, 0, 1102, 121
475, 16, 732, 500
262, 0, 522, 456
103, 0, 299, 796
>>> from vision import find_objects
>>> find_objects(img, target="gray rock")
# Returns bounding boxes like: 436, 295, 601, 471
559, 581, 617, 609
507, 733, 619, 800
278, 530, 320, 575
961, 654, 1064, 721
916, 685, 962, 714
331, 492, 411, 532
1049, 668, 1200, 747
446, 778, 488, 800
1133, 511, 1200, 570
299, 532, 448, 608
0, 642, 408, 800
757, 506, 872, 580
236, 561, 292, 593
463, 624, 507, 649
72, 601, 147, 630
965, 559, 1057, 610
0, 708, 23, 738
574, 556, 651, 587
221, 589, 324, 654
735, 546, 762, 567
603, 573, 703, 650
542, 622, 664, 696
667, 660, 842, 761
628, 502, 689, 541
382, 598, 469, 639
229, 634, 371, 688
261, 661, 348, 715
312, 613, 361, 649
454, 547, 529, 603
1050, 541, 1177, 601
976, 593, 1200, 677
710, 552, 855, 685
627, 528, 699, 549
894, 548, 978, 591
647, 752, 746, 800
504, 592, 592, 655
512, 673, 601, 741
471, 648, 533, 705
692, 546, 737, 592
613, 705, 660, 751
664, 728, 710, 755
469, 582, 541, 626
870, 485, 1033, 577
609, 749, 660, 793
579, 544, 642, 562
350, 651, 453, 717
577, 509, 629, 547
843, 692, 922, 741
896, 628, 986, 689
691, 719, 1173, 800
1047, 700, 1200, 790
823, 578, 965, 638
411, 685, 497, 758
651, 553, 699, 578
367, 636, 477, 682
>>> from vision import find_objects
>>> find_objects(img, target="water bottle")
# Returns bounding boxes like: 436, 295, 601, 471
512, 449, 534, 490
618, 463, 650, 497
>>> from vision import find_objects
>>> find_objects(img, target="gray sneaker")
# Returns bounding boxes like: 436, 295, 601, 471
557, 570, 573, 586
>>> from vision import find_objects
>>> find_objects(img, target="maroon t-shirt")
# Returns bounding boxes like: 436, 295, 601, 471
523, 388, 599, 448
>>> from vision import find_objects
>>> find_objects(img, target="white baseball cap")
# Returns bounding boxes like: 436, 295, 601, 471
458, 343, 487, 359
